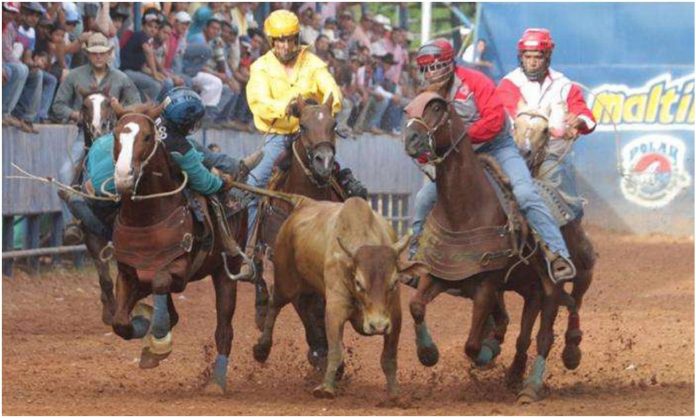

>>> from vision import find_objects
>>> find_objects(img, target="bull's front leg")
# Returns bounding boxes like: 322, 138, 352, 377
313, 296, 350, 399
381, 298, 402, 400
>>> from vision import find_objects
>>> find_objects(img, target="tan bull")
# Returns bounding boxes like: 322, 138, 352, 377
251, 196, 428, 400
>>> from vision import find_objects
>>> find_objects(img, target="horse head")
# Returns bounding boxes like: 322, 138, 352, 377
79, 84, 115, 141
112, 102, 166, 194
403, 91, 456, 164
513, 100, 567, 170
291, 93, 337, 180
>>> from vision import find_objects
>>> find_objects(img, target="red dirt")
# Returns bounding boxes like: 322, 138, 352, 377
3, 227, 694, 415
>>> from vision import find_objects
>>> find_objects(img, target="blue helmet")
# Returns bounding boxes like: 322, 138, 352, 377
159, 87, 205, 133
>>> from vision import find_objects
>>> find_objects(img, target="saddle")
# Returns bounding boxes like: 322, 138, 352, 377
415, 154, 528, 282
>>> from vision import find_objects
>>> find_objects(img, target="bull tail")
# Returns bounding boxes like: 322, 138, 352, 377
228, 180, 307, 208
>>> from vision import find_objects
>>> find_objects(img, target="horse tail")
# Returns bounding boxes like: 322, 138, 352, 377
228, 180, 307, 208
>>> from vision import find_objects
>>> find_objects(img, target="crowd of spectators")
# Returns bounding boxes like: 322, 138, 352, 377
2, 2, 425, 137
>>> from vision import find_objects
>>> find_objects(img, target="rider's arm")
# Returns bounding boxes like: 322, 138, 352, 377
465, 69, 507, 143
313, 63, 343, 115
246, 62, 293, 120
566, 83, 596, 134
495, 78, 522, 119
190, 139, 241, 174
166, 135, 223, 195
51, 72, 77, 122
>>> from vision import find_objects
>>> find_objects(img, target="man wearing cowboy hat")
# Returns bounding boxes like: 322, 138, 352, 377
52, 31, 141, 245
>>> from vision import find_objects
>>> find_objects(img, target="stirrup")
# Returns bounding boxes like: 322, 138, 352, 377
222, 251, 257, 282
545, 253, 577, 284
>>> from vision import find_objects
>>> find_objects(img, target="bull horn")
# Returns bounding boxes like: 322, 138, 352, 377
392, 233, 412, 256
336, 237, 355, 259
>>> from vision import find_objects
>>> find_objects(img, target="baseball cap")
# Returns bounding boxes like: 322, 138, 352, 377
3, 2, 20, 13
174, 11, 191, 23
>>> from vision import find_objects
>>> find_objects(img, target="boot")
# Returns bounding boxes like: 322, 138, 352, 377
63, 221, 84, 246
336, 167, 368, 200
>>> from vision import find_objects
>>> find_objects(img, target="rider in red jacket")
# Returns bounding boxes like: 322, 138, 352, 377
409, 38, 576, 283
497, 28, 596, 220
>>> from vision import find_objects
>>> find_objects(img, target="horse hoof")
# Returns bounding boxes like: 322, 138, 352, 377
139, 347, 171, 369
253, 342, 271, 363
517, 384, 545, 404
417, 344, 440, 367
562, 343, 582, 370
312, 384, 336, 399
101, 307, 114, 326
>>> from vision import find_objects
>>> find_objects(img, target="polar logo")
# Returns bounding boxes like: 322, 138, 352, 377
620, 134, 691, 208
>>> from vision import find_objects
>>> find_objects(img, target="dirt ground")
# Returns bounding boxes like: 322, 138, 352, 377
3, 226, 694, 415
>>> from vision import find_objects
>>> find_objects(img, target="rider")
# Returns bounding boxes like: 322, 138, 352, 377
409, 38, 576, 283
497, 28, 596, 220
65, 87, 261, 242
244, 9, 367, 261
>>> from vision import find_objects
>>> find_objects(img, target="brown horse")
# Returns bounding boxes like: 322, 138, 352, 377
509, 100, 597, 385
59, 86, 118, 325
252, 93, 347, 371
403, 91, 575, 402
109, 104, 248, 393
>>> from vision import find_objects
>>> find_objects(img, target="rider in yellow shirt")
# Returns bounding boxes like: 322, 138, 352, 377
244, 9, 367, 256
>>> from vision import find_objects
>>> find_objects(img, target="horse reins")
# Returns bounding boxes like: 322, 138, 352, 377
407, 103, 468, 165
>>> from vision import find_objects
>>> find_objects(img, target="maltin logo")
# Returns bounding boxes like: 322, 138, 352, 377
620, 134, 691, 208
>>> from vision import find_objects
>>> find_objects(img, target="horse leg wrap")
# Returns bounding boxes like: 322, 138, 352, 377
415, 323, 434, 347
213, 355, 229, 389
151, 294, 171, 339
476, 338, 502, 366
130, 303, 153, 339
524, 356, 546, 389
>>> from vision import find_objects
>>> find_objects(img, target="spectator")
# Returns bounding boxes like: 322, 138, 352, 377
462, 38, 494, 78
120, 9, 171, 101
312, 34, 331, 62
2, 2, 29, 129
167, 11, 190, 75
365, 52, 399, 135
108, 7, 130, 70
229, 3, 257, 40
11, 2, 47, 133
350, 12, 373, 51
322, 17, 339, 42
187, 4, 212, 44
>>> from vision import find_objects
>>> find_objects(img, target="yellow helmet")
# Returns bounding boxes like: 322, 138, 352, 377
264, 10, 300, 39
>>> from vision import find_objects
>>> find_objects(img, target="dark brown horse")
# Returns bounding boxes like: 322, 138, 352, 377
252, 93, 347, 371
59, 86, 118, 325
109, 104, 248, 393
403, 91, 575, 402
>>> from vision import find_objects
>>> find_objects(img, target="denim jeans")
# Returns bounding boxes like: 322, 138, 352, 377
367, 96, 391, 130
411, 133, 570, 258
58, 130, 87, 225
538, 142, 584, 220
12, 68, 43, 122
38, 70, 58, 121
246, 133, 290, 235
124, 70, 167, 102
207, 85, 239, 123
382, 101, 404, 132
2, 62, 29, 116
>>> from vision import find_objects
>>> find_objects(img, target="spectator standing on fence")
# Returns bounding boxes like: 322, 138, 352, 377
2, 2, 30, 130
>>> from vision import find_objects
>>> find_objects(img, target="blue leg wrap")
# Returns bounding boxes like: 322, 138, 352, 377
213, 355, 229, 389
151, 294, 171, 339
476, 338, 501, 366
525, 355, 546, 388
131, 316, 150, 339
415, 323, 434, 347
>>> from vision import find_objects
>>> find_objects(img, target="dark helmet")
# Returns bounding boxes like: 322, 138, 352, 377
158, 87, 205, 133
415, 38, 455, 85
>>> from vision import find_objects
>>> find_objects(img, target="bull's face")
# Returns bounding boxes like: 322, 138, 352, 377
337, 234, 429, 335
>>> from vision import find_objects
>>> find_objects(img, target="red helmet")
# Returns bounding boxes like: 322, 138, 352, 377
517, 28, 555, 53
416, 39, 455, 85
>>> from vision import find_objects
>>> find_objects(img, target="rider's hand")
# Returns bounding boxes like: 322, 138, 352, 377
218, 171, 236, 192
563, 113, 584, 140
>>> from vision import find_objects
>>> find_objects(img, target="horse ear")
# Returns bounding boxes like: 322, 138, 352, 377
78, 86, 91, 98
112, 99, 128, 118
324, 92, 334, 109
144, 100, 166, 120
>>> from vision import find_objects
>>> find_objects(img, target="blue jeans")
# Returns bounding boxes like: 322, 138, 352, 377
2, 62, 29, 115
124, 70, 171, 102
382, 101, 404, 132
12, 68, 43, 122
412, 133, 570, 258
58, 130, 87, 224
246, 133, 290, 236
38, 70, 58, 121
367, 96, 391, 130
538, 144, 584, 220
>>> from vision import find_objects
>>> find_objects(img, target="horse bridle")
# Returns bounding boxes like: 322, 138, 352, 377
406, 100, 467, 165
293, 123, 337, 188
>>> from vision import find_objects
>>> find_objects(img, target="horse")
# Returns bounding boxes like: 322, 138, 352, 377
252, 93, 348, 373
402, 91, 576, 403
108, 103, 249, 392
59, 85, 118, 325
509, 99, 597, 387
